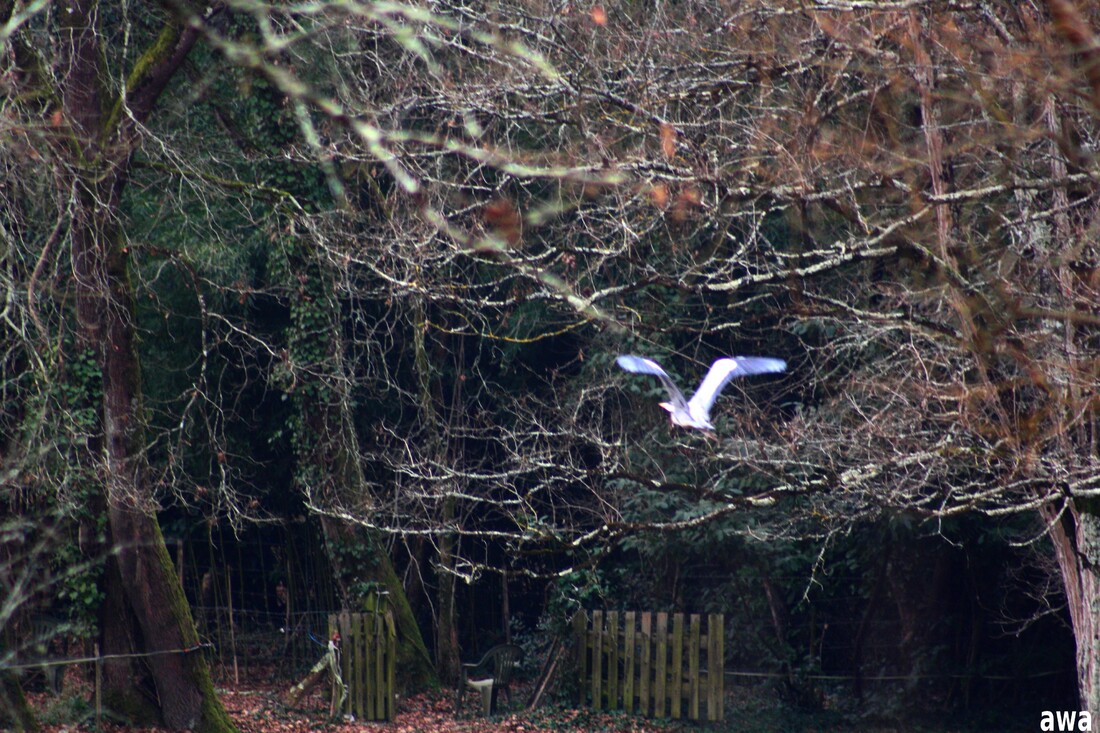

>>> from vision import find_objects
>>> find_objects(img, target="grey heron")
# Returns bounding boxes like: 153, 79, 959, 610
616, 354, 786, 431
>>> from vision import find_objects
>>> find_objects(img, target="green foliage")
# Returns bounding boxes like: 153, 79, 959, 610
55, 346, 101, 433
51, 540, 104, 636
328, 534, 377, 568
33, 691, 95, 727
3, 337, 107, 631
327, 534, 383, 604
543, 568, 607, 635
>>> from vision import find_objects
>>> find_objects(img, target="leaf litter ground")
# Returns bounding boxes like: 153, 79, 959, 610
27, 674, 676, 733
25, 670, 1007, 732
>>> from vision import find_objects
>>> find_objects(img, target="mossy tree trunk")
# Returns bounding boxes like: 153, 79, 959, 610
319, 519, 437, 692
1045, 501, 1100, 714
29, 4, 238, 731
279, 239, 437, 693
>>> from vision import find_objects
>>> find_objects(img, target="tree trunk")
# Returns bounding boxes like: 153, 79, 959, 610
319, 518, 437, 692
111, 504, 229, 729
1045, 501, 1100, 713
410, 297, 462, 684
370, 542, 438, 691
69, 188, 237, 731
435, 521, 462, 685
54, 9, 237, 728
282, 240, 437, 694
99, 558, 161, 724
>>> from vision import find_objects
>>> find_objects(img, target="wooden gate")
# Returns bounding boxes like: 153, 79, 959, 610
328, 611, 396, 721
574, 610, 724, 721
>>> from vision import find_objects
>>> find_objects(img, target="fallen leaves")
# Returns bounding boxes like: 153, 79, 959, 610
28, 676, 677, 733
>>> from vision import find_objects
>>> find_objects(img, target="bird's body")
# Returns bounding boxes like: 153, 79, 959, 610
616, 354, 786, 431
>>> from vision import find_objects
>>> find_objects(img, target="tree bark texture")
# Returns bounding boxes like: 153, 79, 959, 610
318, 517, 438, 692
286, 244, 437, 693
99, 559, 162, 724
55, 4, 236, 731
435, 526, 462, 686
1045, 502, 1100, 714
69, 175, 235, 733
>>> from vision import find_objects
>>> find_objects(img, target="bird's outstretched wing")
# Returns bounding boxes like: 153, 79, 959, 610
615, 355, 689, 411
687, 357, 787, 419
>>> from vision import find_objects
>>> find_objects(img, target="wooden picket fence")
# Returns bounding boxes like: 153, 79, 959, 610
574, 610, 724, 721
328, 611, 396, 721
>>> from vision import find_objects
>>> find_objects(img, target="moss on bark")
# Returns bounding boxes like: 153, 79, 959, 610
362, 541, 438, 692
147, 511, 238, 733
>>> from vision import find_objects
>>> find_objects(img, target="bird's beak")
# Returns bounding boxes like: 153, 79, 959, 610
658, 402, 674, 413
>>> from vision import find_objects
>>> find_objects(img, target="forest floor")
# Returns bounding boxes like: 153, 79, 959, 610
27, 674, 682, 733
23, 671, 1025, 733
217, 680, 677, 733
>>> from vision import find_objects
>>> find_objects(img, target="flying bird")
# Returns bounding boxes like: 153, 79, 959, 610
616, 354, 786, 431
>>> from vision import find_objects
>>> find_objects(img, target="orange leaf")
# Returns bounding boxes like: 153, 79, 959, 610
649, 183, 669, 208
660, 123, 676, 159
483, 198, 522, 246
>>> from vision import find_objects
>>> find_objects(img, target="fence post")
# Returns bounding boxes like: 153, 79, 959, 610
607, 611, 619, 709
639, 612, 652, 716
591, 610, 603, 710
654, 612, 667, 717
573, 612, 587, 706
623, 611, 636, 713
384, 611, 396, 719
707, 613, 723, 721
688, 614, 701, 719
371, 612, 382, 719
324, 611, 395, 721
358, 612, 369, 719
670, 613, 683, 719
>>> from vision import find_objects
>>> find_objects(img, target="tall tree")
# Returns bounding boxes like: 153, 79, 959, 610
2, 2, 236, 729
274, 232, 436, 690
